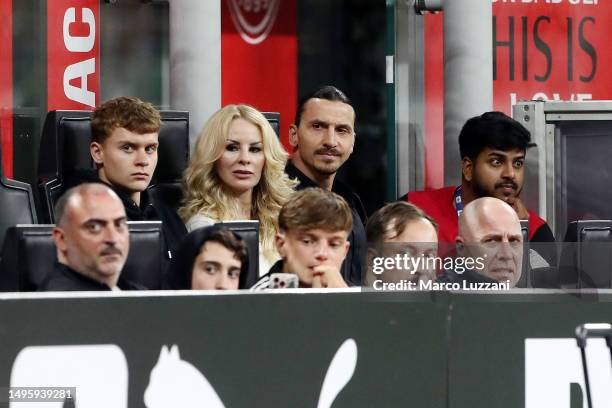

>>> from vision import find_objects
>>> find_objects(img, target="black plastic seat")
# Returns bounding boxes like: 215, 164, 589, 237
515, 220, 531, 288
0, 138, 38, 250
262, 112, 281, 137
37, 110, 189, 223
0, 221, 164, 292
215, 220, 260, 289
560, 220, 612, 288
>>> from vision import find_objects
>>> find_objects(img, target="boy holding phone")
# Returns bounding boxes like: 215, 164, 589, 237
251, 188, 353, 290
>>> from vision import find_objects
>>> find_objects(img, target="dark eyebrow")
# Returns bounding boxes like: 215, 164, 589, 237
117, 140, 158, 148
84, 218, 107, 225
487, 152, 507, 158
310, 119, 329, 126
201, 261, 221, 268
404, 243, 419, 252
488, 151, 525, 160
481, 233, 503, 241
226, 139, 261, 146
335, 123, 353, 130
116, 140, 136, 146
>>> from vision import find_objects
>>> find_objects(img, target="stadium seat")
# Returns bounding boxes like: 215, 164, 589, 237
515, 220, 531, 288
560, 220, 612, 288
214, 220, 260, 289
0, 221, 165, 292
0, 224, 54, 292
262, 112, 280, 137
530, 266, 560, 288
37, 110, 189, 223
0, 139, 38, 250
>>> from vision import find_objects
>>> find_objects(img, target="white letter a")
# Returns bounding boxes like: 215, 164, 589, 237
63, 58, 96, 107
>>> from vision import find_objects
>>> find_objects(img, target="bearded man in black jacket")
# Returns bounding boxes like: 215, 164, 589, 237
286, 86, 367, 286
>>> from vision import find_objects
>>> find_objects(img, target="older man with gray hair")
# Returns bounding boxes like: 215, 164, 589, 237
39, 183, 139, 291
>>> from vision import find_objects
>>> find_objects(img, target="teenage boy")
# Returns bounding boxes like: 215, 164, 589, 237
252, 188, 353, 289
66, 96, 187, 259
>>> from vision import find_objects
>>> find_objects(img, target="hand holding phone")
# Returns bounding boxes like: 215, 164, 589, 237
268, 273, 299, 289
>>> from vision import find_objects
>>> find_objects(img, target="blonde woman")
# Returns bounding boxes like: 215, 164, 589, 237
180, 104, 297, 276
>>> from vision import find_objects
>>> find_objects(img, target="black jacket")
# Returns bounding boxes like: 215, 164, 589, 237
64, 169, 187, 260
250, 260, 284, 290
436, 268, 499, 285
285, 161, 367, 285
39, 263, 144, 291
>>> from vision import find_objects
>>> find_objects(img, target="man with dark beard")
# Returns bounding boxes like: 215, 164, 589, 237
401, 112, 555, 263
285, 86, 367, 285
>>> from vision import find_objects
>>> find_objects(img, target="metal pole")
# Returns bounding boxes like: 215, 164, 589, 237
168, 0, 222, 147
443, 0, 493, 186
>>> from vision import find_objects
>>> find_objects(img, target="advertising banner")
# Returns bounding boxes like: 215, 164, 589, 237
221, 0, 297, 147
47, 0, 100, 111
424, 1, 610, 188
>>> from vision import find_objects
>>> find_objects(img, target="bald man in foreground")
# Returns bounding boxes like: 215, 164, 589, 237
40, 183, 140, 291
437, 197, 524, 288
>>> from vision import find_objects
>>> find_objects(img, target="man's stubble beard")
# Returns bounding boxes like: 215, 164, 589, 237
471, 170, 523, 200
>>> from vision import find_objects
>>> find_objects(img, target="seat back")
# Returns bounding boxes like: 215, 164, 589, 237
37, 111, 93, 223
37, 110, 189, 223
122, 221, 165, 289
515, 220, 531, 288
0, 221, 164, 292
262, 112, 281, 137
0, 138, 38, 249
215, 220, 260, 289
147, 111, 190, 211
560, 220, 612, 288
0, 225, 54, 292
530, 266, 561, 288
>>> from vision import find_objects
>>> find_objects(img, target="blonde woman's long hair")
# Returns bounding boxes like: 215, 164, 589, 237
180, 104, 297, 259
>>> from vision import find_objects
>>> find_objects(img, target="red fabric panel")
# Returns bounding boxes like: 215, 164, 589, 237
221, 0, 297, 150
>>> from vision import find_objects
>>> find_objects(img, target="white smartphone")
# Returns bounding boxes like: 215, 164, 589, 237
268, 273, 299, 289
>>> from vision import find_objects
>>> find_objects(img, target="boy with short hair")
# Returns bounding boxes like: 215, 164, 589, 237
252, 188, 353, 289
67, 96, 186, 260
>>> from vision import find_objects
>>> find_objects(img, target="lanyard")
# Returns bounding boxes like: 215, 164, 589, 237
454, 186, 463, 217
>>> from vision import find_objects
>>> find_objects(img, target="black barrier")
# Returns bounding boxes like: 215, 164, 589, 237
0, 291, 448, 408
0, 291, 611, 407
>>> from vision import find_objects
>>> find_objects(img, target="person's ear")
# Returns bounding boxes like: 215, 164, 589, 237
52, 227, 67, 253
366, 247, 378, 268
90, 141, 104, 165
342, 240, 350, 259
455, 236, 466, 255
288, 125, 299, 149
276, 232, 287, 259
462, 157, 473, 182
